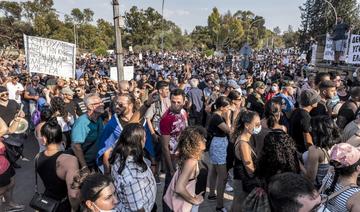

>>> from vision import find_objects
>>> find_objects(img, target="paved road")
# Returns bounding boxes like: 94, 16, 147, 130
13, 134, 233, 212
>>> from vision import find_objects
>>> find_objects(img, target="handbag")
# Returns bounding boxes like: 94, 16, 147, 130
29, 154, 65, 212
163, 169, 196, 212
243, 187, 271, 212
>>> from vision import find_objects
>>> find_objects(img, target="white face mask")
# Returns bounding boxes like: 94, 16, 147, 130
252, 126, 262, 135
93, 203, 116, 212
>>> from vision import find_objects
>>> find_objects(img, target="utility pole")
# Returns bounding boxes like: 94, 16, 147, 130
112, 0, 124, 83
161, 0, 165, 53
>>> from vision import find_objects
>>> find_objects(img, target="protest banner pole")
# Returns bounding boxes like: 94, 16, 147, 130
112, 0, 124, 84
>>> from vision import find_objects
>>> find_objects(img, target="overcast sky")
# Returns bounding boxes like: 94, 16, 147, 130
11, 0, 360, 33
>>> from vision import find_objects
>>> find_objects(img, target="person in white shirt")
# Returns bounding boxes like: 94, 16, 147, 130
6, 75, 24, 104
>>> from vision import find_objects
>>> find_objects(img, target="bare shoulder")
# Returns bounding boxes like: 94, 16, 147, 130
58, 154, 78, 168
347, 191, 360, 211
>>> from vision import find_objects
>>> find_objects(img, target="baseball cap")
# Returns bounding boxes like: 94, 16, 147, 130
300, 89, 321, 107
61, 87, 74, 96
253, 81, 266, 89
330, 143, 360, 168
226, 80, 240, 89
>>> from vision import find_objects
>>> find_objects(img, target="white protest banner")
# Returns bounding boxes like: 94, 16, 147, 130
323, 33, 348, 62
323, 34, 334, 61
348, 34, 360, 64
310, 44, 317, 65
24, 35, 76, 78
123, 66, 134, 81
110, 67, 117, 81
110, 66, 134, 81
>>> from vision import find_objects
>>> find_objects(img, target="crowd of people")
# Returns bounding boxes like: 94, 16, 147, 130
0, 48, 360, 212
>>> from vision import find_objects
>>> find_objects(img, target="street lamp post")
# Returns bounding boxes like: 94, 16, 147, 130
323, 0, 338, 26
112, 0, 124, 83
161, 0, 165, 53
246, 18, 263, 43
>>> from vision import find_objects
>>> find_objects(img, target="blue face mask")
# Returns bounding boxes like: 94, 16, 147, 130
252, 126, 262, 135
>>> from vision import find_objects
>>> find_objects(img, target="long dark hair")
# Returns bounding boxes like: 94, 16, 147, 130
255, 131, 301, 183
311, 115, 341, 150
211, 96, 230, 112
40, 117, 62, 144
232, 110, 258, 142
109, 123, 147, 174
264, 98, 282, 129
324, 160, 360, 195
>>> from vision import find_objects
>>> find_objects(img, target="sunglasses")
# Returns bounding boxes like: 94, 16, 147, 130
0, 92, 9, 97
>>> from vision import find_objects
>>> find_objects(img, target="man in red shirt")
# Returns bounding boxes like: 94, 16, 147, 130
160, 88, 187, 212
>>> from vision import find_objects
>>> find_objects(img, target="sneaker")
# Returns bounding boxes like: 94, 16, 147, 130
155, 175, 161, 185
4, 203, 25, 212
225, 183, 233, 192
216, 207, 227, 212
21, 157, 30, 162
207, 195, 217, 201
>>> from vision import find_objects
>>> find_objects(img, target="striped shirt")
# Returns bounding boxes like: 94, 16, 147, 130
322, 172, 360, 211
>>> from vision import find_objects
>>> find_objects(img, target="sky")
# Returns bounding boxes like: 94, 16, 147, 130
11, 0, 358, 33
50, 0, 306, 33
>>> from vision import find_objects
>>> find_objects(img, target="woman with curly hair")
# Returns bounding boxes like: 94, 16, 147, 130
304, 115, 341, 188
51, 96, 74, 148
254, 131, 301, 184
164, 126, 207, 212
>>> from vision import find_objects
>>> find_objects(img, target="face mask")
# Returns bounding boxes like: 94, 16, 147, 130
271, 86, 278, 92
93, 203, 116, 212
252, 126, 262, 135
135, 75, 141, 81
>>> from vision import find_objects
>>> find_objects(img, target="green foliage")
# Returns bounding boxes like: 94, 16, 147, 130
299, 0, 360, 48
93, 47, 108, 56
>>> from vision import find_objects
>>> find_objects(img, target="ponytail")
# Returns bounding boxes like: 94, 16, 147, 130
324, 169, 340, 195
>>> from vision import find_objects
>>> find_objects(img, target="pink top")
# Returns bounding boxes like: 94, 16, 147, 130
0, 144, 10, 175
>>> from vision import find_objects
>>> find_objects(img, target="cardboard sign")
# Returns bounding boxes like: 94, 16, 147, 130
24, 34, 75, 78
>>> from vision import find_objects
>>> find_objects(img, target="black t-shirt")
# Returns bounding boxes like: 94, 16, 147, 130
208, 113, 227, 137
310, 102, 328, 117
0, 100, 20, 126
289, 108, 312, 153
246, 93, 265, 118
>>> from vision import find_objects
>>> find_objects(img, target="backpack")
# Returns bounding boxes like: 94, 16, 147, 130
31, 103, 41, 126
243, 187, 271, 212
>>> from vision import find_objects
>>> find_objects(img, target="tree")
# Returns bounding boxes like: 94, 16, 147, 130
299, 0, 360, 49
273, 26, 281, 35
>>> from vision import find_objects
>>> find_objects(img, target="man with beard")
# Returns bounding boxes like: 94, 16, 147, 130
24, 75, 44, 117
310, 80, 337, 117
73, 86, 87, 116
71, 93, 105, 171
160, 88, 188, 212
97, 92, 157, 174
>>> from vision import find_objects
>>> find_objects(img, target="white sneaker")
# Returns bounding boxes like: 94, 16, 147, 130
225, 183, 233, 192
216, 207, 227, 212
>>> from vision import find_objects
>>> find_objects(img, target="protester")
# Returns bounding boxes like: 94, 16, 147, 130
289, 89, 320, 153
74, 172, 118, 212
71, 93, 104, 171
160, 88, 187, 212
321, 143, 360, 211
0, 117, 25, 212
304, 115, 341, 188
207, 96, 232, 212
231, 110, 260, 211
268, 172, 321, 212
109, 123, 156, 212
164, 126, 207, 212
36, 118, 80, 211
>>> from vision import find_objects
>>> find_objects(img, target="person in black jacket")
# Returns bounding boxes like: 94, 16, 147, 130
246, 81, 266, 118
